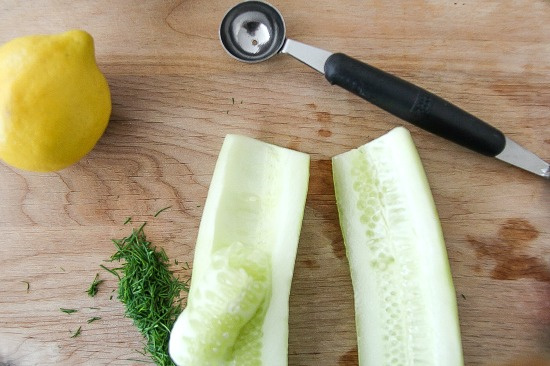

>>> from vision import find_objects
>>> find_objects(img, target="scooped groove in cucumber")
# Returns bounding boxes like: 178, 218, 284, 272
169, 134, 310, 366
332, 127, 463, 366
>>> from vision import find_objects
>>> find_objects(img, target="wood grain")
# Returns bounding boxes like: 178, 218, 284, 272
1, 1, 549, 365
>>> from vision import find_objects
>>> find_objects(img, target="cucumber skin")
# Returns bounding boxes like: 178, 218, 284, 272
332, 127, 463, 366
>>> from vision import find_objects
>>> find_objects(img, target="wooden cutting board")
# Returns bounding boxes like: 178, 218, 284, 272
1, 1, 549, 365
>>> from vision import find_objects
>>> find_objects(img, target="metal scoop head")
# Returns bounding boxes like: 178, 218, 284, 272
219, 1, 286, 63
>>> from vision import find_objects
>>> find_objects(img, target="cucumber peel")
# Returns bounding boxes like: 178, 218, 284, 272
332, 127, 463, 365
169, 134, 309, 366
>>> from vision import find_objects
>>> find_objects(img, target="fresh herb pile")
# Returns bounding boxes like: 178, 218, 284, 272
105, 221, 190, 366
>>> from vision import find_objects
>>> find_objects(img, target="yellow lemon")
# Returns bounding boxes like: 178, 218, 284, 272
0, 30, 111, 172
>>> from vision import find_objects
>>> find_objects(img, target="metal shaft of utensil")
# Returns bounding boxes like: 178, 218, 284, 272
281, 39, 331, 73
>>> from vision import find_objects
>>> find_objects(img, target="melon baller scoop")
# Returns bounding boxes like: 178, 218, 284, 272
219, 1, 550, 179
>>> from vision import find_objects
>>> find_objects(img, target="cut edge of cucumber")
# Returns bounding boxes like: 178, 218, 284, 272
170, 134, 310, 366
332, 127, 463, 365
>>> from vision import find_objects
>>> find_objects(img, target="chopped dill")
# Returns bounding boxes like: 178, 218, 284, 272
60, 308, 78, 314
86, 273, 104, 297
124, 217, 132, 225
70, 326, 82, 338
87, 316, 101, 323
100, 264, 121, 280
106, 222, 190, 366
153, 206, 172, 217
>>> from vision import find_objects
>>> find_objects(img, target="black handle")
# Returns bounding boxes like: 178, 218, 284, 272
324, 53, 505, 156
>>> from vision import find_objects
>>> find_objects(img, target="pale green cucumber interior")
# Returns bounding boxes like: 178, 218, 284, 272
332, 127, 463, 366
169, 134, 309, 366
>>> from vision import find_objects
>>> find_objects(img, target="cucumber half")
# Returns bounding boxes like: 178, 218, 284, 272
169, 134, 310, 366
332, 127, 463, 365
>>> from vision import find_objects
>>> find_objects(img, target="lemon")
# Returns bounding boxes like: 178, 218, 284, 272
0, 30, 111, 172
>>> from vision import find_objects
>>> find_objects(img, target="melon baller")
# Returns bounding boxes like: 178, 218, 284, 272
219, 1, 549, 179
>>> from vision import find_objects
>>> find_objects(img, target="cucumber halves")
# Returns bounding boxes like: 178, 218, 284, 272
169, 134, 310, 366
332, 127, 463, 365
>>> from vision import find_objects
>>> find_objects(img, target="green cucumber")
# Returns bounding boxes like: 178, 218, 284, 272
332, 127, 463, 366
169, 134, 309, 366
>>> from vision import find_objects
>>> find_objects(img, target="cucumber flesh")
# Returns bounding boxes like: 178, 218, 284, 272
169, 134, 309, 366
332, 127, 463, 366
